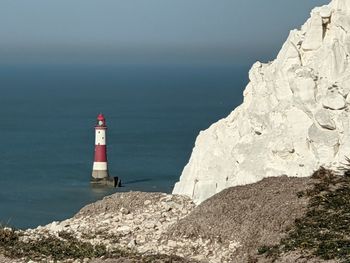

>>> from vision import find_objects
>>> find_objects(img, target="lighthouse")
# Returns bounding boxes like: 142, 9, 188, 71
91, 113, 120, 187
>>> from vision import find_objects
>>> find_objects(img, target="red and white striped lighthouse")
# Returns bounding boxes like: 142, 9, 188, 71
92, 113, 109, 179
91, 113, 121, 187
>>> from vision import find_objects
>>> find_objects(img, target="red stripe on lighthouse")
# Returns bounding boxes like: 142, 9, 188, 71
94, 145, 107, 162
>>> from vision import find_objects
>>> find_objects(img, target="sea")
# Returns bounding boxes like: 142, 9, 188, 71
0, 63, 249, 229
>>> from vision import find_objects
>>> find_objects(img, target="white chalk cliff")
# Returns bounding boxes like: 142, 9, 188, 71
173, 0, 350, 204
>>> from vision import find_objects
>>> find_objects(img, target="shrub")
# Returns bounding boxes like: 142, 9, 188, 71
259, 166, 350, 262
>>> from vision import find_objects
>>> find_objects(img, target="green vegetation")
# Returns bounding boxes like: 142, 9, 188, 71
0, 228, 114, 261
259, 166, 350, 262
0, 228, 188, 262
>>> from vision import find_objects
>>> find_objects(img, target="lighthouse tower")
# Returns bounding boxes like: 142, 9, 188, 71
92, 113, 109, 179
91, 113, 120, 187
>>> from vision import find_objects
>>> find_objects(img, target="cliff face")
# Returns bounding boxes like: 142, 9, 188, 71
173, 0, 350, 203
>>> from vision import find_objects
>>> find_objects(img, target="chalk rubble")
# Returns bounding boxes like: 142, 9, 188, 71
21, 193, 240, 262
173, 0, 350, 204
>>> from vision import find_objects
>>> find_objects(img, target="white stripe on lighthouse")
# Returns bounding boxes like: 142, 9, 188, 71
93, 162, 108, 170
95, 129, 106, 145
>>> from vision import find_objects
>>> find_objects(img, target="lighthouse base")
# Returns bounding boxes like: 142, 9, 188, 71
90, 176, 121, 188
92, 169, 109, 179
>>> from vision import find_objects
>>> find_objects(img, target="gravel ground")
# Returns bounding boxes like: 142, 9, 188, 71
74, 192, 168, 219
169, 176, 319, 262
0, 255, 20, 263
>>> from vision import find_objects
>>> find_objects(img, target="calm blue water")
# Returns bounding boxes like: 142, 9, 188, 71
0, 63, 248, 229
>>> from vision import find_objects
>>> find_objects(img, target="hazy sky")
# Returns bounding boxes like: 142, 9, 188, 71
0, 0, 329, 65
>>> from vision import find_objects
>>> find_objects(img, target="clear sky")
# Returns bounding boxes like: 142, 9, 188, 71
0, 0, 330, 65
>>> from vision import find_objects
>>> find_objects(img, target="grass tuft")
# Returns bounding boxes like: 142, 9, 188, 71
0, 227, 192, 262
258, 166, 350, 261
0, 228, 113, 261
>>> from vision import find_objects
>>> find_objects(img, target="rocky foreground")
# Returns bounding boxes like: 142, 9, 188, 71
2, 168, 350, 263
